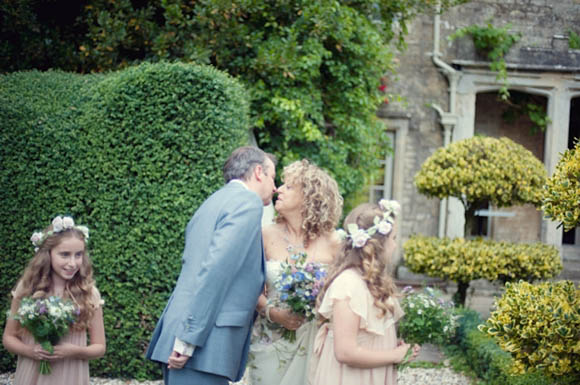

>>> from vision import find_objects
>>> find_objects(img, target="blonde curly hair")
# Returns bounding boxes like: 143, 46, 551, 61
276, 159, 343, 245
317, 203, 398, 318
13, 227, 97, 331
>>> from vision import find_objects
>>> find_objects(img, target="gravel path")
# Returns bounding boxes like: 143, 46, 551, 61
1, 368, 473, 385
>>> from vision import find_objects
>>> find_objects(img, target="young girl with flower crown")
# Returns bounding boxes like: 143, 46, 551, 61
2, 216, 106, 385
308, 201, 420, 385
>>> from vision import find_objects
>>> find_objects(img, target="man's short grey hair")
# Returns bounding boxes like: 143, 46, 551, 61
223, 146, 277, 182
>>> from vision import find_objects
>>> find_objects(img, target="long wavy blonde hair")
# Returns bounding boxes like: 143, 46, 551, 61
13, 227, 97, 330
317, 203, 398, 318
276, 159, 343, 245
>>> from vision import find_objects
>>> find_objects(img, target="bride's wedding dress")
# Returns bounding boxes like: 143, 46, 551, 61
247, 260, 319, 385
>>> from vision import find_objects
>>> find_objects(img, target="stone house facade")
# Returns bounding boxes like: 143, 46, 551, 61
375, 0, 580, 281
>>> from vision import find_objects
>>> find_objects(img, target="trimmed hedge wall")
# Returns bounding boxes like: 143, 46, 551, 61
453, 308, 578, 385
0, 62, 250, 379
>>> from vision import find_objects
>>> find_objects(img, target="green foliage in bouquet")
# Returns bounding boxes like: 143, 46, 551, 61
398, 286, 458, 346
480, 281, 580, 378
0, 62, 250, 379
403, 235, 562, 305
542, 140, 580, 231
415, 136, 547, 228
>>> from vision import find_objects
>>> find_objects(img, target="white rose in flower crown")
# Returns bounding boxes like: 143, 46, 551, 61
336, 229, 347, 241
52, 216, 64, 232
376, 220, 393, 235
352, 229, 371, 248
62, 216, 75, 229
76, 226, 89, 239
30, 232, 43, 246
378, 199, 400, 216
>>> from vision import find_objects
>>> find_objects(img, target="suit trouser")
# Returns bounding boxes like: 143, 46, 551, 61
162, 364, 230, 385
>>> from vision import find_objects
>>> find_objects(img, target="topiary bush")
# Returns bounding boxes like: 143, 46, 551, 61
415, 136, 547, 222
403, 235, 562, 304
480, 280, 580, 378
0, 61, 250, 379
451, 308, 576, 385
413, 136, 548, 305
542, 140, 580, 231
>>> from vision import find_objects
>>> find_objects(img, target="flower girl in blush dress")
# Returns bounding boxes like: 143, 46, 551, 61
2, 216, 106, 385
309, 201, 420, 385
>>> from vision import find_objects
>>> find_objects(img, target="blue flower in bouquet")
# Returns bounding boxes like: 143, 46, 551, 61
273, 252, 327, 341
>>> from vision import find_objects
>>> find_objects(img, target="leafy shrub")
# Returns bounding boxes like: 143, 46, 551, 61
542, 140, 580, 231
0, 62, 250, 379
403, 235, 562, 306
415, 136, 547, 217
452, 307, 484, 350
404, 235, 562, 285
452, 308, 576, 385
398, 286, 458, 346
569, 30, 580, 50
449, 21, 521, 100
480, 280, 580, 378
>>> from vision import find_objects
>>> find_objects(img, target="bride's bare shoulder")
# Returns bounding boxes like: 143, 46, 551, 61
262, 222, 283, 239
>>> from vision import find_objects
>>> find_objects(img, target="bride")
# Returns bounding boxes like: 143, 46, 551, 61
249, 159, 343, 385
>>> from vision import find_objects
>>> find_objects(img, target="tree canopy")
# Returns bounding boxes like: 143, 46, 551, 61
1, 0, 467, 205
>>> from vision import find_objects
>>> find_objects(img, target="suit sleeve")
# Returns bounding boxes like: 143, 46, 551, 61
175, 196, 263, 347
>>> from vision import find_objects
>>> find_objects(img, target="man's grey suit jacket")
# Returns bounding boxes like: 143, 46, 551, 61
146, 182, 266, 381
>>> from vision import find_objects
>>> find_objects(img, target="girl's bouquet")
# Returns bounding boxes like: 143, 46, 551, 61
397, 286, 458, 366
13, 296, 78, 374
273, 252, 327, 342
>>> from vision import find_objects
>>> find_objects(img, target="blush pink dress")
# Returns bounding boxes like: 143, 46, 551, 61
309, 269, 404, 385
12, 286, 104, 385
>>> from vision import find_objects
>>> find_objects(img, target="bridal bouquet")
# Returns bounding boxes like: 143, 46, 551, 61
274, 252, 327, 341
397, 286, 458, 367
14, 296, 79, 374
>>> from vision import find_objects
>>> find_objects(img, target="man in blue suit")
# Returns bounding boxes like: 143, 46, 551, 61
147, 146, 277, 385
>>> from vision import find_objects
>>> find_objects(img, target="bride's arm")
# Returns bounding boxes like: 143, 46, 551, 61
259, 223, 305, 330
256, 289, 303, 330
268, 307, 304, 330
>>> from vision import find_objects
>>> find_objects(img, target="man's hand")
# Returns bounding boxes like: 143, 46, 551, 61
167, 350, 190, 369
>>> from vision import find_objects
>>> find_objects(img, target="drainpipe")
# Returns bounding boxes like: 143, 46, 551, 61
432, 1, 460, 238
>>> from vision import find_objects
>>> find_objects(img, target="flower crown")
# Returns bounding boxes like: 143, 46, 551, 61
337, 199, 400, 248
30, 216, 89, 251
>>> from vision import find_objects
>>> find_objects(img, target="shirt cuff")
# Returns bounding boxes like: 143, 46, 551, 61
173, 337, 195, 356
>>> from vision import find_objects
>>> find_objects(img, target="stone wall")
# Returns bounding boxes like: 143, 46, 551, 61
382, 0, 580, 267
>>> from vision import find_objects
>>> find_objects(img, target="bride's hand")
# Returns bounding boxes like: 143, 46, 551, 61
270, 307, 305, 330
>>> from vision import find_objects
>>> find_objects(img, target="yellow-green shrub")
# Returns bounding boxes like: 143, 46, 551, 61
480, 281, 580, 378
415, 136, 546, 209
542, 141, 580, 231
404, 235, 562, 285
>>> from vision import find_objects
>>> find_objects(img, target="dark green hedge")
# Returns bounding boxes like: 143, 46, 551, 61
0, 61, 250, 379
452, 308, 578, 385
